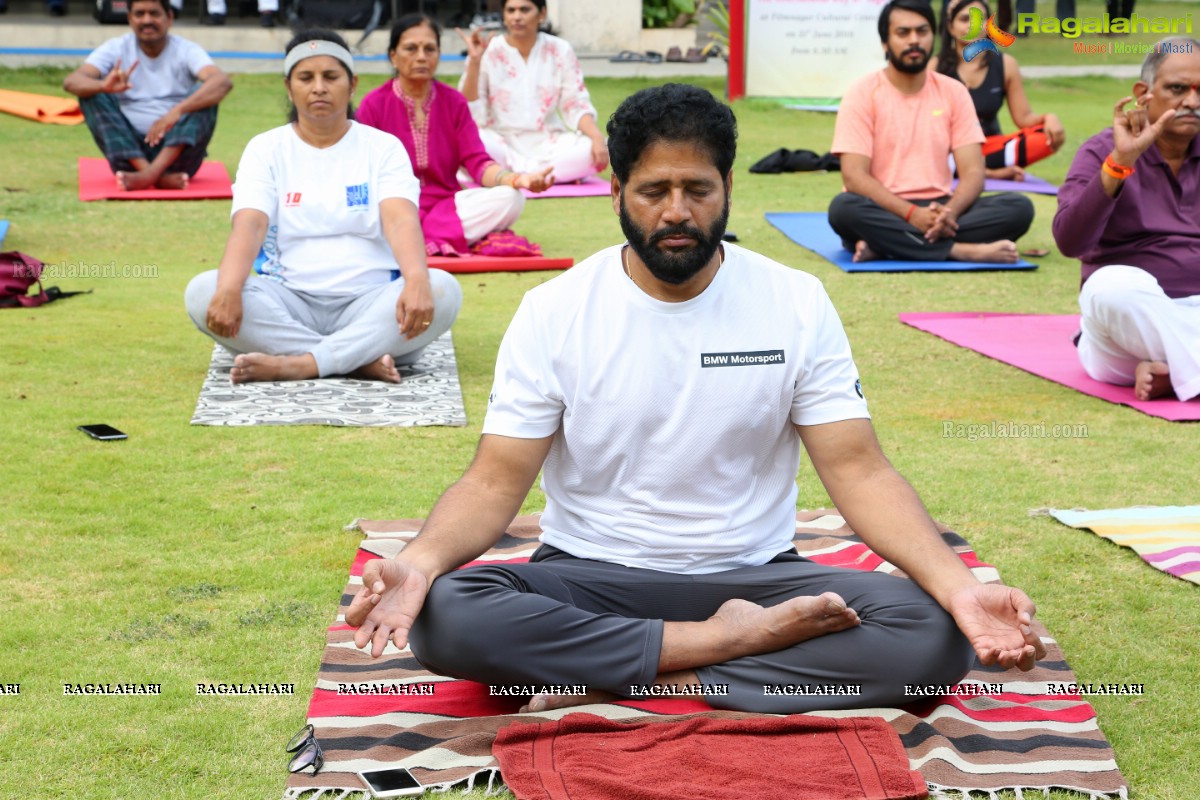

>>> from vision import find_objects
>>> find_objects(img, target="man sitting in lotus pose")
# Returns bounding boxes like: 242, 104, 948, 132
347, 83, 1045, 714
828, 0, 1033, 264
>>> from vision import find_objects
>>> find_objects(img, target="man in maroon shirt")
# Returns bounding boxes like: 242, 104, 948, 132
1053, 41, 1200, 402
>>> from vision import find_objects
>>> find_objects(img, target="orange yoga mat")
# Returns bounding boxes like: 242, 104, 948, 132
78, 157, 233, 201
428, 255, 573, 274
0, 89, 83, 126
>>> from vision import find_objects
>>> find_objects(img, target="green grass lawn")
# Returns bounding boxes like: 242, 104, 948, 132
1, 36, 1198, 800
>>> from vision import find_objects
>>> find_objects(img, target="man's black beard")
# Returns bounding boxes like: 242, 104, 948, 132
618, 194, 729, 286
887, 46, 930, 74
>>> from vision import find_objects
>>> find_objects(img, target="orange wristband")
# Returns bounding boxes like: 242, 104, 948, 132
904, 204, 917, 223
1102, 155, 1135, 180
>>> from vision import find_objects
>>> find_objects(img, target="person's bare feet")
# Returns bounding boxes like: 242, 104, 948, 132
231, 353, 318, 383
716, 594, 860, 653
520, 687, 618, 713
852, 240, 879, 263
1134, 360, 1173, 400
115, 168, 158, 191
949, 240, 1019, 263
156, 172, 189, 190
349, 354, 401, 383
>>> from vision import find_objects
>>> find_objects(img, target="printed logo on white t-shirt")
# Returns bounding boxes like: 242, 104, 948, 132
285, 192, 302, 207
700, 350, 785, 368
345, 183, 369, 211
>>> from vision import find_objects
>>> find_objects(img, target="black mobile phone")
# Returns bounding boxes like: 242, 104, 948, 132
77, 424, 128, 441
358, 767, 423, 797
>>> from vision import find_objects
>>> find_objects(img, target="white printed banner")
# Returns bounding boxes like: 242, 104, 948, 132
745, 0, 889, 100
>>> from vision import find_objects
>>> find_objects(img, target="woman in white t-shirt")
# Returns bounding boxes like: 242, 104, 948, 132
185, 29, 462, 384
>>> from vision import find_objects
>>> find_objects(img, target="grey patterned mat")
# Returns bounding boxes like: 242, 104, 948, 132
190, 332, 467, 427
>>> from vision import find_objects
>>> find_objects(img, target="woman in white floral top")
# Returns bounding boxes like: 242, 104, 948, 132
458, 0, 609, 183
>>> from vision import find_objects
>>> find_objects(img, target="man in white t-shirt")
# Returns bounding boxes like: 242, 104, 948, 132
345, 84, 1046, 713
63, 0, 232, 191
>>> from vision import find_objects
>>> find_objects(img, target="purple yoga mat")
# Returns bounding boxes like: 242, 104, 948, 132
950, 174, 1059, 195
899, 312, 1200, 421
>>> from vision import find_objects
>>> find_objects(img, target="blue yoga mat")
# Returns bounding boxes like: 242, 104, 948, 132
0, 220, 9, 249
764, 212, 1036, 273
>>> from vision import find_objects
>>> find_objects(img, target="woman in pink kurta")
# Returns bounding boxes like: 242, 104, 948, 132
358, 14, 553, 255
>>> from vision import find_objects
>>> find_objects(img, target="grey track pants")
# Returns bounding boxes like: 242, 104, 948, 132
184, 270, 463, 377
410, 545, 975, 713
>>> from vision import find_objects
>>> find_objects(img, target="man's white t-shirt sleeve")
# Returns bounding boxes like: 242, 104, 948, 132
790, 289, 870, 426
483, 295, 564, 439
84, 37, 122, 76
182, 38, 216, 76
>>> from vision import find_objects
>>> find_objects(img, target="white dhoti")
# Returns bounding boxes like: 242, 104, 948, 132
1078, 265, 1200, 401
454, 185, 525, 244
479, 128, 597, 185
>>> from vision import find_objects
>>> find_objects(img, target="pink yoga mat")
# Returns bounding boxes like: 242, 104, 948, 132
78, 157, 233, 201
522, 176, 610, 199
464, 176, 610, 199
428, 254, 573, 274
900, 312, 1200, 421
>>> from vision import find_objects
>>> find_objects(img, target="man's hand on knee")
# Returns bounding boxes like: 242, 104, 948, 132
347, 558, 431, 658
947, 582, 1046, 671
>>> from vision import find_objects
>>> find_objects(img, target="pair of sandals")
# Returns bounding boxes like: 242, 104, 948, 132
666, 46, 708, 63
610, 50, 663, 63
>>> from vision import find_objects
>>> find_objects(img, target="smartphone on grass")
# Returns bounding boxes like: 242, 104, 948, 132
358, 767, 424, 797
78, 424, 128, 441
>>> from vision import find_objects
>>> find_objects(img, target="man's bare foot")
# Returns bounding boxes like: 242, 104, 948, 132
231, 352, 318, 383
520, 687, 618, 713
349, 354, 401, 383
115, 168, 158, 191
949, 240, 1019, 263
852, 240, 879, 263
711, 594, 859, 656
1134, 360, 1173, 400
156, 172, 189, 190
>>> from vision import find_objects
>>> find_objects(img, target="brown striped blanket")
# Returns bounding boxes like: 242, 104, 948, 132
284, 512, 1127, 800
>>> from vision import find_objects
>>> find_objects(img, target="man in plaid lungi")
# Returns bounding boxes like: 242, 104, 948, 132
63, 0, 232, 191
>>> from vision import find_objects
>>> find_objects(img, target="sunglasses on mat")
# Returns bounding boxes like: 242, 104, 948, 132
286, 723, 325, 775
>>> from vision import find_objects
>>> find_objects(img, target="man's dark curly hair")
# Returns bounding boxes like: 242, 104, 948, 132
606, 84, 737, 185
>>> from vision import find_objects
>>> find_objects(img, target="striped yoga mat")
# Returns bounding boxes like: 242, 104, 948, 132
284, 512, 1127, 799
1050, 506, 1200, 584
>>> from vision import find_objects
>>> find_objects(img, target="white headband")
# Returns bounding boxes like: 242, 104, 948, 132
284, 40, 355, 77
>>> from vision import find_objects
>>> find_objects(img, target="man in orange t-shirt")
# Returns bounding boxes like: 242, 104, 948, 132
828, 0, 1033, 263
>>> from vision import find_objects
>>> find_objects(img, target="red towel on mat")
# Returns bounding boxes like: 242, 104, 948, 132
494, 712, 928, 800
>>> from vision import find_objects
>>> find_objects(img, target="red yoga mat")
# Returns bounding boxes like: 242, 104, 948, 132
900, 312, 1200, 421
428, 255, 573, 274
77, 157, 233, 201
